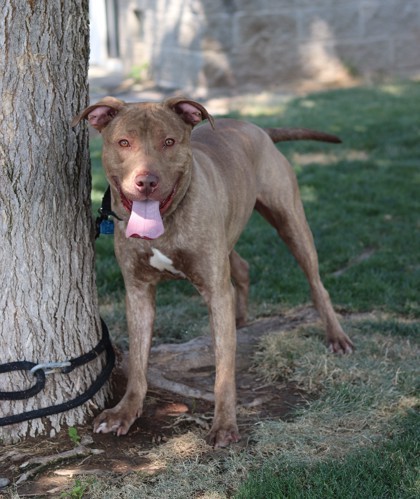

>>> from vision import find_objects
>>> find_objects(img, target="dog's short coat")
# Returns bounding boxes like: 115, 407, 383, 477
73, 98, 353, 448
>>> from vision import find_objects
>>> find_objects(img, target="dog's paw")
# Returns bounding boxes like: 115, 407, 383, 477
328, 332, 354, 355
93, 408, 137, 436
206, 425, 241, 449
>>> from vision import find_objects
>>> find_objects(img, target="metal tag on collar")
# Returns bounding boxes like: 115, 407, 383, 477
100, 219, 115, 235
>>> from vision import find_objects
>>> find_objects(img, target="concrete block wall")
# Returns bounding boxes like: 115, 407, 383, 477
117, 0, 420, 92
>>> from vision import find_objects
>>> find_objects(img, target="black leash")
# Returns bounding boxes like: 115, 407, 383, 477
0, 317, 115, 427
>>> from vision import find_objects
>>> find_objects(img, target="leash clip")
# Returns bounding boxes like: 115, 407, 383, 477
30, 361, 72, 375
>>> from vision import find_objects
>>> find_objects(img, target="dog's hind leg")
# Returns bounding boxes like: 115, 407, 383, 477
255, 166, 353, 354
229, 250, 250, 327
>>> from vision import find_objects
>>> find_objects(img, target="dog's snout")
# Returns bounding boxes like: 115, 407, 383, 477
135, 173, 159, 195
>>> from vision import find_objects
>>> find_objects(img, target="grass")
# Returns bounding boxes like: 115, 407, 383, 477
87, 80, 420, 498
236, 410, 419, 499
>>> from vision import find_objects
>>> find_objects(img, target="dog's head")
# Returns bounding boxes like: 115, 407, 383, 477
72, 98, 214, 239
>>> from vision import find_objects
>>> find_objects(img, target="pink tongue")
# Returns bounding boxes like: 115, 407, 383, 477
126, 200, 164, 239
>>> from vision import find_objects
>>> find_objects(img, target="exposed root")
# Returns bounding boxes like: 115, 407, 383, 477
16, 437, 104, 485
147, 367, 215, 402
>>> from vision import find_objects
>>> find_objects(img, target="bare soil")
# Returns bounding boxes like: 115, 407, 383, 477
0, 309, 320, 497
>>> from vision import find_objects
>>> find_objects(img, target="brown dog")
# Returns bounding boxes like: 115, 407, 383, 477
73, 97, 353, 448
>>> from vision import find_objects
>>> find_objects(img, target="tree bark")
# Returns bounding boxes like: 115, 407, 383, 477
0, 0, 107, 443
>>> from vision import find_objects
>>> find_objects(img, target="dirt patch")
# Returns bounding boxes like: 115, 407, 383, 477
1, 386, 305, 497
0, 309, 321, 497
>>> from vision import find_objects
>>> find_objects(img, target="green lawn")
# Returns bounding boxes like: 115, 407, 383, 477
236, 410, 419, 499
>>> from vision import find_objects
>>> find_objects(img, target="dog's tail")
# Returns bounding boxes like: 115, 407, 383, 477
264, 127, 341, 144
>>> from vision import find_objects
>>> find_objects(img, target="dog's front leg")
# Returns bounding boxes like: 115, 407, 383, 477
203, 272, 241, 448
94, 283, 156, 436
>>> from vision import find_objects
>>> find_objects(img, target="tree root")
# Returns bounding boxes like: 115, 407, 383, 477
16, 437, 104, 484
147, 367, 215, 402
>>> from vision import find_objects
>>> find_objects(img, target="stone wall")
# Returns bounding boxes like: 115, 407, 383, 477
117, 0, 420, 93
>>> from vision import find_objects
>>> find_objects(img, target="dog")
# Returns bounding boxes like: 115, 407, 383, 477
72, 97, 353, 448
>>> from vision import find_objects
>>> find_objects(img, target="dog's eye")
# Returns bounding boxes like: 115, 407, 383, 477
164, 138, 175, 147
118, 139, 130, 147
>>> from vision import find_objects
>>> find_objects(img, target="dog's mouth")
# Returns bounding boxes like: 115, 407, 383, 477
112, 177, 179, 239
113, 177, 179, 215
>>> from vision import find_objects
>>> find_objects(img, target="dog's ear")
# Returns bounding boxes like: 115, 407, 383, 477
165, 98, 215, 129
71, 96, 125, 131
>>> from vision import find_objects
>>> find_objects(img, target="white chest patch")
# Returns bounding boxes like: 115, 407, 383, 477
149, 248, 186, 277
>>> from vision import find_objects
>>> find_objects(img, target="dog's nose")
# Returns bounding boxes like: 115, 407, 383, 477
134, 173, 159, 196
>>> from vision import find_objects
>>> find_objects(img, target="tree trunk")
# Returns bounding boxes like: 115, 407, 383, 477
0, 0, 107, 443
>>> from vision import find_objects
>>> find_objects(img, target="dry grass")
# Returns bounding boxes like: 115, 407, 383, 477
247, 319, 419, 472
